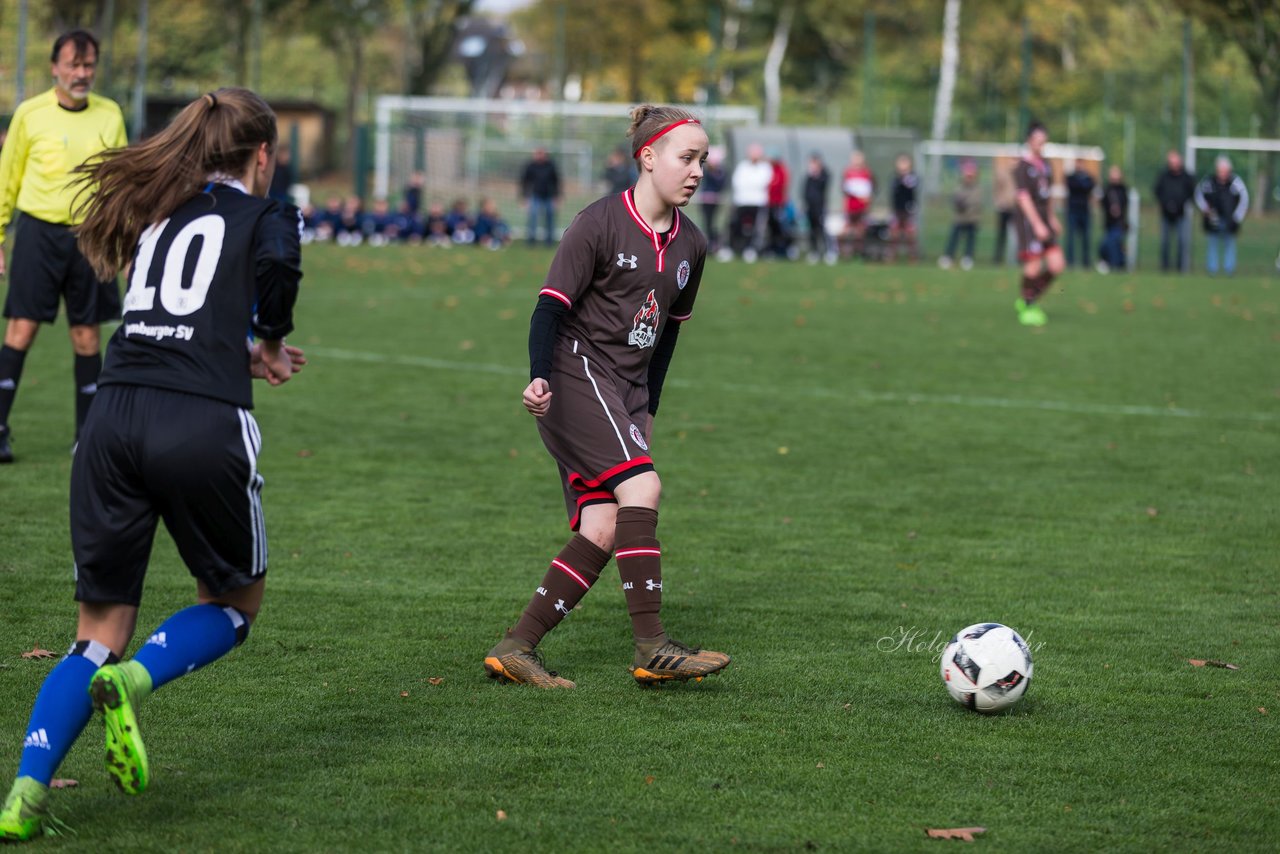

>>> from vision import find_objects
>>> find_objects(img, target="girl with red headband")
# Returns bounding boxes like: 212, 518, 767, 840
484, 104, 730, 688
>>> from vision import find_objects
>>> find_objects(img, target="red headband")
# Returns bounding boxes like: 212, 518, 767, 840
633, 118, 701, 159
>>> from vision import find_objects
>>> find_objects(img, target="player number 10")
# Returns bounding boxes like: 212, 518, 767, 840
123, 214, 226, 317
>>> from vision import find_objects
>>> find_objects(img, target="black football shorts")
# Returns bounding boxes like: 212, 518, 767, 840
4, 212, 121, 325
70, 384, 268, 605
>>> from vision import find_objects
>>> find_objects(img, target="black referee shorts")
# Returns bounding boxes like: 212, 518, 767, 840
4, 212, 121, 325
71, 384, 268, 606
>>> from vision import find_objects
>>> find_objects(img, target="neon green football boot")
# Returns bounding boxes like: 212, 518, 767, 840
89, 663, 152, 795
0, 777, 50, 842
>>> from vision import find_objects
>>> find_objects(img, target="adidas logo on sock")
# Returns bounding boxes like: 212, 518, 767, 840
23, 728, 51, 750
146, 631, 168, 648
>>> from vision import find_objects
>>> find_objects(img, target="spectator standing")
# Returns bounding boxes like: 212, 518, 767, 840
1194, 156, 1248, 276
766, 152, 791, 258
888, 153, 920, 262
803, 152, 832, 263
1153, 150, 1196, 273
268, 145, 294, 204
403, 172, 424, 217
520, 147, 561, 245
939, 160, 982, 270
1064, 164, 1095, 269
602, 148, 635, 195
700, 149, 726, 255
992, 159, 1016, 264
841, 151, 874, 258
1097, 165, 1129, 273
730, 143, 772, 262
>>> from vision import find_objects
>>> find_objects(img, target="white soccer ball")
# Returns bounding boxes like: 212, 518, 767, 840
940, 622, 1033, 713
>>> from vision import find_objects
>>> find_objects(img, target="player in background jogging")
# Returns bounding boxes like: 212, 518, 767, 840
484, 104, 730, 689
1012, 121, 1065, 327
1, 88, 305, 842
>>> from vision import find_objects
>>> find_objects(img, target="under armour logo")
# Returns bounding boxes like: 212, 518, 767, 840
646, 579, 662, 592
536, 586, 548, 597
554, 599, 570, 615
617, 253, 638, 269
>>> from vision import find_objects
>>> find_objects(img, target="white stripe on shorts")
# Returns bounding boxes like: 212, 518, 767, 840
573, 340, 630, 462
236, 408, 267, 575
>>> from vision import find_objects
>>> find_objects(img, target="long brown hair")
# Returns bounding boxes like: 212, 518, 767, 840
626, 104, 699, 160
74, 87, 278, 280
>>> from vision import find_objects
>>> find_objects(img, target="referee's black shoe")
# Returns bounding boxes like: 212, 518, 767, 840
0, 426, 12, 464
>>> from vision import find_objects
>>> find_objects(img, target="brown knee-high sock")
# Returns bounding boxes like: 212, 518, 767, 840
614, 506, 664, 640
1021, 274, 1039, 303
510, 534, 611, 648
1034, 270, 1055, 301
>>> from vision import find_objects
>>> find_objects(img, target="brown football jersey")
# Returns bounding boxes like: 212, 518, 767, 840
1013, 155, 1052, 227
539, 190, 706, 386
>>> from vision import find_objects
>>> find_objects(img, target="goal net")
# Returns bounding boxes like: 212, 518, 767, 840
373, 96, 759, 238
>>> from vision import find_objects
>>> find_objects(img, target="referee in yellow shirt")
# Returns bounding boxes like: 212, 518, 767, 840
0, 30, 127, 463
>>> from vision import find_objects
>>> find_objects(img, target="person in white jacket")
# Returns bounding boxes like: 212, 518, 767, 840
730, 144, 773, 261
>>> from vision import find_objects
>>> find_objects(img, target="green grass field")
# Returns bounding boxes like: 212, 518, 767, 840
3, 240, 1279, 852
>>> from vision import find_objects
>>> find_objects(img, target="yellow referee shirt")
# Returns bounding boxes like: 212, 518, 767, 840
0, 88, 128, 245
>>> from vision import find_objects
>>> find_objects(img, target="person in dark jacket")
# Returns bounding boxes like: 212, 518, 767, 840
1064, 165, 1095, 269
1153, 150, 1196, 273
700, 150, 726, 255
888, 153, 920, 262
1194, 156, 1249, 276
1097, 165, 1128, 273
520, 147, 561, 245
803, 152, 832, 262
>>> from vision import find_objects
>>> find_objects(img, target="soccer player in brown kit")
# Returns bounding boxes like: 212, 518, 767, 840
484, 105, 730, 688
1012, 121, 1064, 327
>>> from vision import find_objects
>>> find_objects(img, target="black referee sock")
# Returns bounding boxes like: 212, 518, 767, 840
0, 345, 28, 427
74, 353, 102, 439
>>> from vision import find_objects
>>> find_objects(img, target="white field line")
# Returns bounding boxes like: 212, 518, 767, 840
309, 347, 1280, 424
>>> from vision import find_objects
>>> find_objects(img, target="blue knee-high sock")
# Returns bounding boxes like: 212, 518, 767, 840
16, 640, 117, 785
130, 604, 249, 693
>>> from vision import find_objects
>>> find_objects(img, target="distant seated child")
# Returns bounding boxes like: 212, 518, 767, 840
314, 196, 343, 242
299, 203, 320, 244
423, 202, 449, 247
474, 198, 510, 249
336, 196, 366, 246
446, 198, 475, 245
365, 198, 396, 246
391, 200, 422, 244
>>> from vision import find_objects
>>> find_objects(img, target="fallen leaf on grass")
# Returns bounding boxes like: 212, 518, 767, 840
1259, 707, 1267, 715
1146, 507, 1158, 517
644, 776, 655, 785
49, 779, 77, 789
1188, 659, 1239, 670
399, 691, 410, 698
427, 677, 444, 686
925, 827, 986, 841
20, 647, 57, 660
496, 810, 507, 821
297, 449, 313, 458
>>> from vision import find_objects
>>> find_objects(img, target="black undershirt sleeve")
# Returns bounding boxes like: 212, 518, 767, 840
646, 320, 682, 416
528, 295, 569, 381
